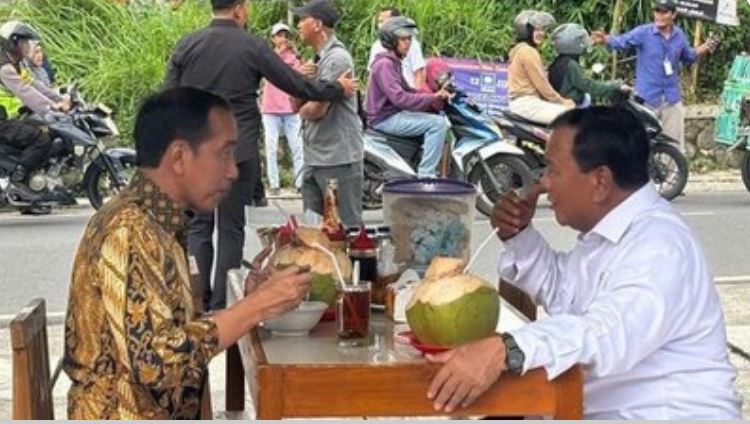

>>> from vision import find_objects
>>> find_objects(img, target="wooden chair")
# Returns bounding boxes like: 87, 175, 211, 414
11, 298, 63, 420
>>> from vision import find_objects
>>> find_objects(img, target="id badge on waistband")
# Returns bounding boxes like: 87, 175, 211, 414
663, 59, 674, 76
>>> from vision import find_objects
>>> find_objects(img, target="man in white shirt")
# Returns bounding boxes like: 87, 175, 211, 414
367, 6, 425, 89
425, 106, 742, 419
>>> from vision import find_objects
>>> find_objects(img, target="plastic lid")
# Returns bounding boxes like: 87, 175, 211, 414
383, 178, 476, 196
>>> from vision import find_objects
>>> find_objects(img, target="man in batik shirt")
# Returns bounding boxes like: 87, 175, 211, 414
63, 87, 311, 419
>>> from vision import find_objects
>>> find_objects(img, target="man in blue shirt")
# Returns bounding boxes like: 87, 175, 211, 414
591, 0, 717, 153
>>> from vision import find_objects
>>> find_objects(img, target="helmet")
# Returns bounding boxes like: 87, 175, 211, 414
0, 20, 40, 57
378, 16, 417, 52
551, 23, 591, 56
513, 10, 556, 42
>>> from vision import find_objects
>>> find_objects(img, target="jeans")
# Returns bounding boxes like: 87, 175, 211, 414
373, 111, 449, 178
262, 113, 304, 189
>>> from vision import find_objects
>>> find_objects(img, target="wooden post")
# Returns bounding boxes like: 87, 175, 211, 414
689, 20, 703, 99
609, 0, 626, 79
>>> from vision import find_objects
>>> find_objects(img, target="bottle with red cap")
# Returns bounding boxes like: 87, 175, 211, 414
348, 225, 378, 290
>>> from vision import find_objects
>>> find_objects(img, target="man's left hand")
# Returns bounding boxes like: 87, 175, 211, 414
425, 335, 507, 413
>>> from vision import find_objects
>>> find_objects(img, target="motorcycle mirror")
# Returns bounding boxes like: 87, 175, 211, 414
591, 63, 606, 75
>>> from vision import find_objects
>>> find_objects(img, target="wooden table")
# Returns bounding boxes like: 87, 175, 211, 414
226, 270, 583, 419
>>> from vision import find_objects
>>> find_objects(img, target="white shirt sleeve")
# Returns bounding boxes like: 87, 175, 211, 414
407, 38, 426, 72
367, 41, 385, 72
506, 235, 683, 380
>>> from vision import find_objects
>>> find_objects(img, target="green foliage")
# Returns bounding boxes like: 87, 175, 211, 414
2, 0, 749, 145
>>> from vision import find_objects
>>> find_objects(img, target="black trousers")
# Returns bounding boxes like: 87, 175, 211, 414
0, 119, 52, 172
188, 160, 255, 311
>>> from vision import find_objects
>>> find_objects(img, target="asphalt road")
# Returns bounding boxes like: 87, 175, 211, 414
0, 190, 749, 318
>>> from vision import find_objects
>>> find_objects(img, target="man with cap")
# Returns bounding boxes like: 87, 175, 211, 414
261, 22, 304, 196
292, 0, 364, 228
164, 0, 357, 311
591, 0, 718, 154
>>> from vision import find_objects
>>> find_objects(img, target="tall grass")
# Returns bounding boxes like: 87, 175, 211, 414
2, 0, 749, 145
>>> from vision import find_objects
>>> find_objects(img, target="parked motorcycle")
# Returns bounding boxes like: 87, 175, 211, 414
0, 85, 135, 213
362, 86, 535, 217
495, 91, 689, 201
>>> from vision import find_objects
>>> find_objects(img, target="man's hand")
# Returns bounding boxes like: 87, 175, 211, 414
337, 69, 358, 97
426, 336, 507, 413
54, 98, 72, 113
620, 84, 633, 94
298, 59, 317, 78
490, 184, 543, 241
248, 265, 312, 320
243, 247, 273, 296
562, 98, 576, 108
590, 30, 609, 45
434, 88, 454, 101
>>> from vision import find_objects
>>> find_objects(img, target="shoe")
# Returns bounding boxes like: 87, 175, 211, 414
253, 197, 269, 207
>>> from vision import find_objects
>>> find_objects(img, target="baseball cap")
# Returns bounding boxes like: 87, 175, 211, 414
291, 0, 341, 28
653, 0, 677, 12
270, 22, 292, 36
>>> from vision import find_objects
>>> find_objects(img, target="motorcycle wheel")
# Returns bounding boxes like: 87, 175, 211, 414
741, 149, 750, 193
85, 154, 137, 210
362, 159, 386, 210
649, 143, 688, 201
468, 155, 535, 217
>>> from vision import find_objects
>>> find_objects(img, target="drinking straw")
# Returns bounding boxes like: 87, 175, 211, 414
463, 227, 500, 273
311, 242, 345, 285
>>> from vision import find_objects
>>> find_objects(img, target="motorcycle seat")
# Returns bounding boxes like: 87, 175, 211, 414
501, 111, 552, 129
365, 129, 423, 145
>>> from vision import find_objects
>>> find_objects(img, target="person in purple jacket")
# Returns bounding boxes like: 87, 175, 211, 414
365, 16, 452, 178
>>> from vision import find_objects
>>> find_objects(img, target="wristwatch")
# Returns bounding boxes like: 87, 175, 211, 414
501, 332, 525, 374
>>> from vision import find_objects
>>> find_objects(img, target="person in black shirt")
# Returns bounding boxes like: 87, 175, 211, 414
164, 0, 356, 311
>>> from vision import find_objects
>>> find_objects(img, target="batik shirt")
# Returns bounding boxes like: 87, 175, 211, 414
63, 173, 218, 419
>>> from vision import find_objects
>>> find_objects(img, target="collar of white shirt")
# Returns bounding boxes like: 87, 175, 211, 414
583, 184, 662, 245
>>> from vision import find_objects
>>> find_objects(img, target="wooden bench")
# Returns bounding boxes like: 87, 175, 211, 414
10, 298, 62, 420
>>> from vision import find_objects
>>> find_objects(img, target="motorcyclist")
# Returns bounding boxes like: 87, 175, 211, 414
507, 10, 575, 125
548, 23, 631, 106
365, 16, 452, 178
0, 20, 69, 203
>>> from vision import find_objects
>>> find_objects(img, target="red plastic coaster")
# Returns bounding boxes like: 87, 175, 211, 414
396, 331, 451, 355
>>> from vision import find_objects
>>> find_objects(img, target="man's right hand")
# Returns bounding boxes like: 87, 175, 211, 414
249, 265, 312, 320
54, 99, 72, 113
298, 60, 317, 78
490, 184, 543, 241
590, 30, 609, 45
434, 88, 453, 100
337, 69, 358, 97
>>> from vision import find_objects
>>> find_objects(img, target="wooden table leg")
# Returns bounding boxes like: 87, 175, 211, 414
226, 344, 245, 411
554, 367, 583, 419
256, 367, 284, 419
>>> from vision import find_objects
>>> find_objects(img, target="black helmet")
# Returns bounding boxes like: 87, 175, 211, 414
513, 10, 556, 43
551, 23, 591, 56
0, 21, 40, 58
378, 16, 417, 52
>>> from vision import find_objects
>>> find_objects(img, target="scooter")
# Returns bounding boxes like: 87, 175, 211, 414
494, 68, 689, 200
362, 83, 534, 217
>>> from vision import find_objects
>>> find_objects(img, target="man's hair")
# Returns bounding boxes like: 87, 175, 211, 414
211, 0, 244, 12
550, 106, 650, 190
134, 87, 231, 168
380, 6, 401, 17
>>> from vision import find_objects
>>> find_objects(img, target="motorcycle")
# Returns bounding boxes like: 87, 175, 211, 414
362, 85, 534, 217
731, 96, 750, 192
495, 90, 689, 201
0, 85, 136, 214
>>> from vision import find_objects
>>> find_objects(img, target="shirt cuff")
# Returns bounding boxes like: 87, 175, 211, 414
498, 226, 541, 282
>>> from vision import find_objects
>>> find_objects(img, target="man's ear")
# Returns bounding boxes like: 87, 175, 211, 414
590, 165, 615, 204
164, 139, 191, 177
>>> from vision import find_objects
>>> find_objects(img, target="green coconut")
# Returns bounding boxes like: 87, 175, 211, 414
406, 257, 500, 347
271, 244, 352, 307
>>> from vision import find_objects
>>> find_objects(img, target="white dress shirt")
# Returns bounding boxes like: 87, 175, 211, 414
367, 38, 426, 89
499, 184, 742, 419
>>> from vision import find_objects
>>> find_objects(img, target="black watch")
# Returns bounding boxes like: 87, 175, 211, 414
501, 333, 525, 374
